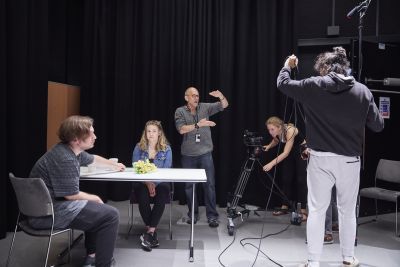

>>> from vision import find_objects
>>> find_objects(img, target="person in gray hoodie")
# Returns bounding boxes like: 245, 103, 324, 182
277, 47, 384, 267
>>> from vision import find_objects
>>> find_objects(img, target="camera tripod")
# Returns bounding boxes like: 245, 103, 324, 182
226, 148, 266, 236
226, 145, 302, 235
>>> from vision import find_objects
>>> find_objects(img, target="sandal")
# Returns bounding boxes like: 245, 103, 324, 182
272, 209, 289, 216
324, 234, 334, 244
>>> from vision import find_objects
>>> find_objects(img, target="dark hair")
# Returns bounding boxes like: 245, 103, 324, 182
58, 115, 93, 143
314, 46, 350, 76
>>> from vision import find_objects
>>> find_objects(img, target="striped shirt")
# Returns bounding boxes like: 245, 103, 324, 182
29, 143, 94, 229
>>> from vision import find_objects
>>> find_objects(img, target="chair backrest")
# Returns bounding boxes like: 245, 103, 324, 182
375, 159, 400, 184
9, 173, 53, 217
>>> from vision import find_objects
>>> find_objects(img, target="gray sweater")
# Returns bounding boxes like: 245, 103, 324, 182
277, 67, 384, 156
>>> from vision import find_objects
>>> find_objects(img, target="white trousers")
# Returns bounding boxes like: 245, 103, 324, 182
306, 150, 360, 262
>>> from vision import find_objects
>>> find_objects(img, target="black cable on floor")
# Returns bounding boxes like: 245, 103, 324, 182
241, 243, 284, 267
248, 152, 281, 267
239, 223, 291, 245
217, 229, 236, 267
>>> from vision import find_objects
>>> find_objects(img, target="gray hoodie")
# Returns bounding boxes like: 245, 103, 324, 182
277, 67, 384, 156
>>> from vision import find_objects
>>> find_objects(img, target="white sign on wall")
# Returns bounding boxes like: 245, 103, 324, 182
379, 97, 390, 119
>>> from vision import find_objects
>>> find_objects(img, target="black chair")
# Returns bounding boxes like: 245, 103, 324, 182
127, 182, 174, 240
7, 173, 72, 267
359, 159, 400, 236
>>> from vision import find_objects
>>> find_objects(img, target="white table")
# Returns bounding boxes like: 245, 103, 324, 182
80, 167, 207, 262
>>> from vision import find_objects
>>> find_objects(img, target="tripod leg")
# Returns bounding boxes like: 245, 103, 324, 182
227, 218, 234, 236
227, 157, 257, 235
230, 158, 256, 210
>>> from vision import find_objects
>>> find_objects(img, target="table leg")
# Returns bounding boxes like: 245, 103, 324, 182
189, 183, 195, 262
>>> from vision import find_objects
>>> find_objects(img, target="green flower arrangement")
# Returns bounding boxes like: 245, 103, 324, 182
133, 159, 157, 174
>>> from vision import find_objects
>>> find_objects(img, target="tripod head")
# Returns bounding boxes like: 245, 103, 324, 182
243, 130, 264, 158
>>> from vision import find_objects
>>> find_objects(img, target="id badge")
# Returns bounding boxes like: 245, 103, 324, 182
195, 133, 201, 143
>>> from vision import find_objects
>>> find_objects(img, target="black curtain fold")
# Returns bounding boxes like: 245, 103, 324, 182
80, 0, 295, 207
0, 0, 7, 239
1, 0, 48, 237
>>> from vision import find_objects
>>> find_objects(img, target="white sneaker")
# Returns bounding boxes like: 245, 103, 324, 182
343, 257, 360, 267
298, 261, 319, 267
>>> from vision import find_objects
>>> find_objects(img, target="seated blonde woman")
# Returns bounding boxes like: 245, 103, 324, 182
132, 120, 172, 251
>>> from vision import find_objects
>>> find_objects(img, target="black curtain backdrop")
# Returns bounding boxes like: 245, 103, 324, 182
79, 0, 296, 209
0, 0, 48, 237
0, 0, 7, 239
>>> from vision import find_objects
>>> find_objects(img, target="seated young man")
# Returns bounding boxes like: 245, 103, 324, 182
29, 115, 125, 267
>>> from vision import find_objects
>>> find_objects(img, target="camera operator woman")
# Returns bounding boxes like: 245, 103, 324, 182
263, 116, 308, 220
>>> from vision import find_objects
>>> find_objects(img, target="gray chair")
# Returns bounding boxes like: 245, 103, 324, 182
359, 159, 400, 236
7, 173, 72, 267
127, 182, 174, 240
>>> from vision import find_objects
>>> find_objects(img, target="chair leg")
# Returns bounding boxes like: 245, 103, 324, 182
6, 216, 20, 267
57, 229, 72, 265
169, 202, 172, 240
127, 203, 134, 237
67, 229, 72, 263
45, 233, 54, 267
374, 198, 378, 221
396, 201, 398, 237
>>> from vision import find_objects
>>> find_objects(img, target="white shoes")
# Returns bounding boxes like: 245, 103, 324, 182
343, 257, 360, 267
299, 257, 359, 267
298, 261, 319, 267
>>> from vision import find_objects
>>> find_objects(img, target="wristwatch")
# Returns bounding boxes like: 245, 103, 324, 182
194, 123, 199, 129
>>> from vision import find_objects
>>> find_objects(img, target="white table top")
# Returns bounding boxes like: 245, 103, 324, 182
80, 167, 207, 183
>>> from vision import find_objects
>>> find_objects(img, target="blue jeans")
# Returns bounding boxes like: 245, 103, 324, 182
182, 152, 219, 220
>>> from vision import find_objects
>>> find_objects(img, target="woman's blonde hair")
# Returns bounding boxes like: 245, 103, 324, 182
265, 116, 284, 128
265, 116, 295, 135
138, 120, 169, 151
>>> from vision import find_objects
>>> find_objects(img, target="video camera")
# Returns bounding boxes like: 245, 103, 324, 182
243, 130, 264, 158
243, 130, 263, 146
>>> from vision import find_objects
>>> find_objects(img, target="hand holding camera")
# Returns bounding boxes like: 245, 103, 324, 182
300, 143, 309, 160
284, 54, 298, 69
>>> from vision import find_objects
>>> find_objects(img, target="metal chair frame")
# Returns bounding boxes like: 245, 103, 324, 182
359, 159, 400, 236
7, 173, 72, 267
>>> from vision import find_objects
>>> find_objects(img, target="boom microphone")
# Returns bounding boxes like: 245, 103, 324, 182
346, 1, 367, 19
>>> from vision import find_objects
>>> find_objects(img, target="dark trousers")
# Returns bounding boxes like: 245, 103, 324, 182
133, 182, 170, 228
280, 149, 308, 209
70, 201, 119, 267
182, 152, 219, 220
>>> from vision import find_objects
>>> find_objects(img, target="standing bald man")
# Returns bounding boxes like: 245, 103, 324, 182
174, 87, 228, 227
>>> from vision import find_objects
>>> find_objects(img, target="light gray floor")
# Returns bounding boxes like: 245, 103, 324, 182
1, 200, 399, 267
